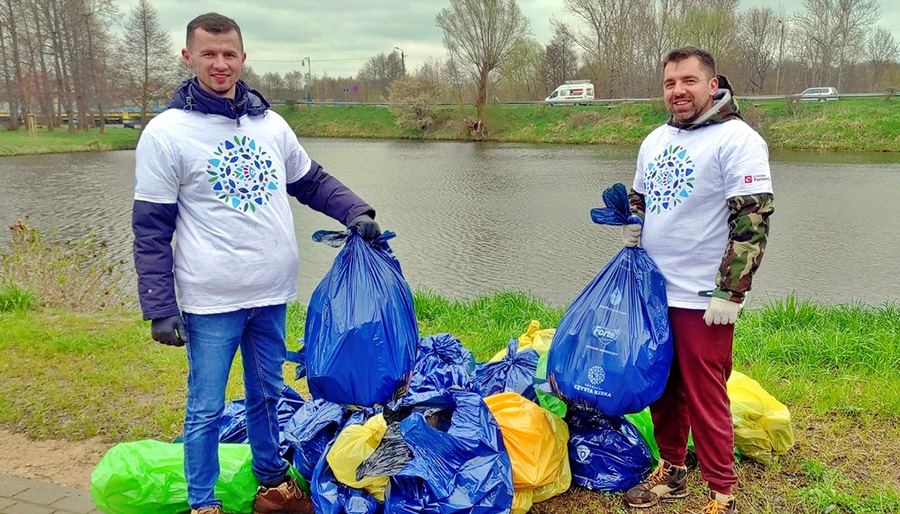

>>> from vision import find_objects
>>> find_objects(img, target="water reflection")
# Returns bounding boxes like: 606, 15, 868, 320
1, 140, 898, 308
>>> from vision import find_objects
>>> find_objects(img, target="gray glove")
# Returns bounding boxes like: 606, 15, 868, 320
349, 214, 381, 241
622, 224, 641, 247
703, 297, 742, 326
151, 314, 188, 347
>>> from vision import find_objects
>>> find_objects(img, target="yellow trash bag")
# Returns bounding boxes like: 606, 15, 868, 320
490, 320, 556, 361
484, 392, 571, 514
727, 371, 795, 465
326, 413, 389, 501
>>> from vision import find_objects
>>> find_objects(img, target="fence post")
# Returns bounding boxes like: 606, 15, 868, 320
26, 113, 38, 137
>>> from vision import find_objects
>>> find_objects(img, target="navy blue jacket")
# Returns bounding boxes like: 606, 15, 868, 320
132, 78, 374, 320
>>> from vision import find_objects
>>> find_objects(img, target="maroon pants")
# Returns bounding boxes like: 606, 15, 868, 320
650, 307, 737, 495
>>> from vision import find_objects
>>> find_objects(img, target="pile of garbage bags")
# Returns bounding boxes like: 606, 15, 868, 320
91, 211, 793, 514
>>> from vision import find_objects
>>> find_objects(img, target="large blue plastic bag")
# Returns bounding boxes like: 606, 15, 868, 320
547, 183, 673, 416
400, 333, 476, 405
471, 339, 538, 398
306, 230, 418, 408
566, 409, 653, 492
384, 391, 514, 514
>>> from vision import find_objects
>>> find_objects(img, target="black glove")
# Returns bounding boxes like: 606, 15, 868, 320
151, 314, 188, 347
348, 214, 381, 241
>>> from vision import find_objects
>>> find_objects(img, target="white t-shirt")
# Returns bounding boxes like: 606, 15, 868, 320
633, 120, 773, 309
134, 109, 311, 314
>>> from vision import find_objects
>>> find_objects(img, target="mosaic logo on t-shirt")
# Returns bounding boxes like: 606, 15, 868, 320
645, 144, 695, 213
206, 135, 278, 212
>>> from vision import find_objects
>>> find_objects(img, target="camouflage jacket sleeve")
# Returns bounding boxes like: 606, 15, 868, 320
627, 188, 646, 220
715, 193, 775, 303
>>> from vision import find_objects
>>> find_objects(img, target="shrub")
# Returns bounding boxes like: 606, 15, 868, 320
0, 219, 128, 311
387, 76, 443, 137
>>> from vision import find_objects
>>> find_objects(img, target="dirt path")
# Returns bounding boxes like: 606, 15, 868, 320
0, 429, 112, 490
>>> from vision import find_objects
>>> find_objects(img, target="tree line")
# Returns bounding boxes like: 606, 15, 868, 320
1, 0, 897, 133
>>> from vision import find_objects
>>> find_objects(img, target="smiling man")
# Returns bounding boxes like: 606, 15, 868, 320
131, 12, 381, 514
619, 47, 775, 514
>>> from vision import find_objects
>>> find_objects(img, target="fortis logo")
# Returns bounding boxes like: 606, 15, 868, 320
592, 326, 621, 345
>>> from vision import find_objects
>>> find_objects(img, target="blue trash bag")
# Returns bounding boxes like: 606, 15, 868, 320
471, 339, 539, 399
284, 399, 351, 480
312, 436, 383, 514
404, 334, 476, 402
547, 183, 673, 416
566, 408, 654, 492
306, 230, 418, 408
384, 391, 514, 514
180, 385, 304, 460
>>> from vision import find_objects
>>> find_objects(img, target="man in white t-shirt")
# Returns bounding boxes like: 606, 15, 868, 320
131, 12, 381, 514
621, 47, 774, 514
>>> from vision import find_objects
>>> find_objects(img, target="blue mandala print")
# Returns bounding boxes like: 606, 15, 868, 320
206, 136, 277, 212
646, 144, 695, 213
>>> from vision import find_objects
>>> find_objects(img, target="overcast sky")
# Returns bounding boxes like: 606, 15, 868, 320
116, 0, 900, 79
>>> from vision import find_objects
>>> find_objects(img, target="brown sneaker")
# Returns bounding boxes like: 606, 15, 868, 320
702, 490, 736, 514
191, 507, 223, 514
624, 458, 689, 508
252, 476, 314, 514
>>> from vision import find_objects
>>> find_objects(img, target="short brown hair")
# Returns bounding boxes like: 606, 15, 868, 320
663, 46, 716, 79
186, 13, 243, 50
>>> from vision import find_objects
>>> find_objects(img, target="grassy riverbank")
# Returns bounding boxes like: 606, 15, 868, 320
2, 224, 899, 513
278, 97, 900, 152
0, 97, 897, 155
0, 126, 139, 156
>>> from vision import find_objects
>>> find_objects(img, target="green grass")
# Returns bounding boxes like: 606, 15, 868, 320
0, 126, 140, 156
2, 292, 899, 512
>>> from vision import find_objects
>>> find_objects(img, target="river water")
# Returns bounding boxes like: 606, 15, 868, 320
1, 138, 898, 308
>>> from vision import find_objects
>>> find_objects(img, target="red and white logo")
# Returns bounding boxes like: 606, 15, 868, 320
744, 175, 753, 183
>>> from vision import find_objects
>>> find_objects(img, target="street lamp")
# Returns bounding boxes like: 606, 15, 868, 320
301, 57, 312, 102
394, 47, 405, 75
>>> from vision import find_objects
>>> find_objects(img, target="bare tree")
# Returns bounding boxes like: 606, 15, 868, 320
436, 0, 530, 130
0, 0, 26, 130
543, 19, 580, 94
737, 8, 779, 93
677, 3, 740, 73
358, 51, 404, 100
121, 0, 179, 129
865, 27, 899, 90
833, 0, 878, 91
260, 71, 285, 102
564, 0, 648, 98
495, 37, 544, 101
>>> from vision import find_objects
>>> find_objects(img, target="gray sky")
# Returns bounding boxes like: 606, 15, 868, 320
117, 0, 900, 79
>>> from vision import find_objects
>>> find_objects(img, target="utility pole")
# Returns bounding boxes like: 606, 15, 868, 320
395, 47, 405, 75
301, 56, 312, 103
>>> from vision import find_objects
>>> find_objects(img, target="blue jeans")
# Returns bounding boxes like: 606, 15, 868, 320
182, 305, 290, 509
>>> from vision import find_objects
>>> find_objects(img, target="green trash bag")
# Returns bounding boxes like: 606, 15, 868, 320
624, 407, 741, 463
90, 440, 307, 514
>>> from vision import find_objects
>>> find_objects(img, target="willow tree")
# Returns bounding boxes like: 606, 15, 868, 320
436, 0, 529, 133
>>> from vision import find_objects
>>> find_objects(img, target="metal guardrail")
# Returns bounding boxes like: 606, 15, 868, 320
270, 91, 892, 108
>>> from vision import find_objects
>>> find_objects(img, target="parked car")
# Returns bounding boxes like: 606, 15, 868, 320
799, 87, 839, 101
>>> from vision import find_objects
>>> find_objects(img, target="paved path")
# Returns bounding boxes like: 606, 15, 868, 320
0, 474, 100, 514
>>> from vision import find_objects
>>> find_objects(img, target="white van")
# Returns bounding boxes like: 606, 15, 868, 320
544, 80, 594, 105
